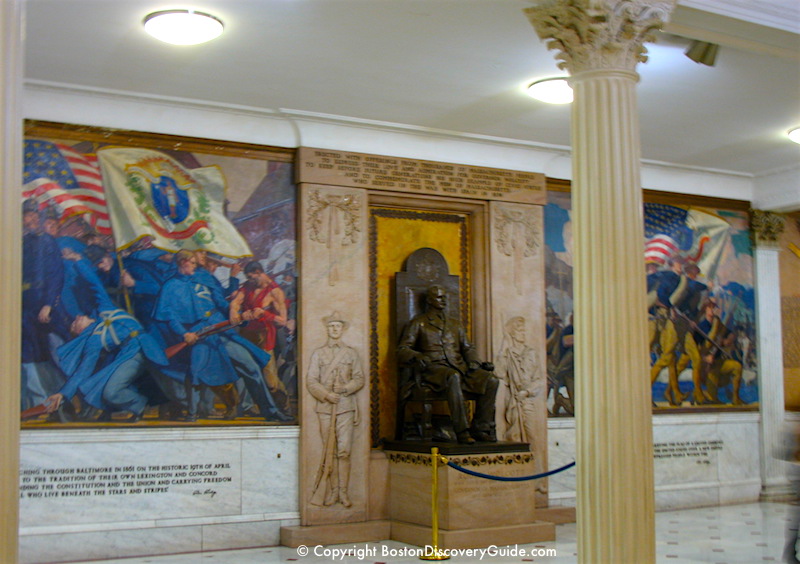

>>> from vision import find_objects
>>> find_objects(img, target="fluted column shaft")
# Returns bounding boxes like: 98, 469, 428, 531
1, 0, 23, 562
570, 68, 654, 564
526, 2, 676, 561
754, 243, 791, 497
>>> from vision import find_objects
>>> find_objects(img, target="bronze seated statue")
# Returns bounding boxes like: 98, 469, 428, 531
396, 284, 498, 444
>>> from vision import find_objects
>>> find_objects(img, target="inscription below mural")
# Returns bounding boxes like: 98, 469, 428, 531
653, 440, 724, 462
20, 462, 235, 499
297, 148, 546, 205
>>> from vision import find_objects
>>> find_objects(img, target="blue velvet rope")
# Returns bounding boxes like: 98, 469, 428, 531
445, 459, 575, 481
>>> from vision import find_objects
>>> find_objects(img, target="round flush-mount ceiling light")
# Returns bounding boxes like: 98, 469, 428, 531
526, 77, 573, 105
788, 127, 800, 145
143, 9, 224, 45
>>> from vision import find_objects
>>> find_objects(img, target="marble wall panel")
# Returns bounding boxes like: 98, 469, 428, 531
546, 414, 761, 510
19, 428, 299, 563
20, 439, 242, 527
716, 418, 761, 484
654, 484, 720, 511
546, 421, 578, 498
241, 437, 298, 515
20, 524, 203, 564
201, 520, 283, 551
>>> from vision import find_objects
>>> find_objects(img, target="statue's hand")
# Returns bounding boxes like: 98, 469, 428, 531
480, 361, 495, 372
326, 392, 341, 404
468, 360, 481, 372
413, 356, 428, 371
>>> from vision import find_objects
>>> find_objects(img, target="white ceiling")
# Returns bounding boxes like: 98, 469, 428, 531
23, 0, 800, 178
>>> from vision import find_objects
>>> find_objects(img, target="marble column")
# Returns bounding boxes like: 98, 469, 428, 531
1, 0, 23, 562
751, 210, 792, 499
526, 2, 675, 562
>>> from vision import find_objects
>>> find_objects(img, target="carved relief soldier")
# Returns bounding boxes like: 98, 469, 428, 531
307, 312, 364, 507
496, 316, 546, 448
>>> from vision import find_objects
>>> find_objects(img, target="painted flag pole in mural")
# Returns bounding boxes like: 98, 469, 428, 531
97, 147, 253, 258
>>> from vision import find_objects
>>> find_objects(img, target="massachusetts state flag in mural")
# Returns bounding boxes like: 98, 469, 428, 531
22, 140, 112, 235
97, 147, 252, 258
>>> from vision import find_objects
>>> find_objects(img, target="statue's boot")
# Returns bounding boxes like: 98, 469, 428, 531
324, 487, 339, 506
338, 457, 352, 508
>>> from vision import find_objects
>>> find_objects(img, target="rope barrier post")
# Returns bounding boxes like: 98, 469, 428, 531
420, 447, 449, 561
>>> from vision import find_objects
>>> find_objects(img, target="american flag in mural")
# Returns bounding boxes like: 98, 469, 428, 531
644, 202, 730, 280
22, 140, 112, 235
644, 203, 693, 265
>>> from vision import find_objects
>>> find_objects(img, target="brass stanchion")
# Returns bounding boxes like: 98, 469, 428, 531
420, 447, 449, 561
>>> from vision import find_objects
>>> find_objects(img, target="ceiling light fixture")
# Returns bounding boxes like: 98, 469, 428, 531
526, 77, 573, 105
685, 40, 719, 66
143, 9, 224, 45
789, 127, 800, 145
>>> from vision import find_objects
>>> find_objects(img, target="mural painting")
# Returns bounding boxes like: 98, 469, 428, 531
20, 122, 297, 427
544, 187, 758, 414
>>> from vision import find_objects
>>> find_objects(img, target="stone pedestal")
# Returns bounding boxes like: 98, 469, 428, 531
281, 521, 391, 548
386, 445, 555, 549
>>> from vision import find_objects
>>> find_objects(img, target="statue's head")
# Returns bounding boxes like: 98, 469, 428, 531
323, 311, 348, 340
506, 316, 526, 342
425, 285, 447, 311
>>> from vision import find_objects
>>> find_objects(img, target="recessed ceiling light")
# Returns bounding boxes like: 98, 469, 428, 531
143, 9, 224, 45
526, 77, 573, 105
789, 127, 800, 144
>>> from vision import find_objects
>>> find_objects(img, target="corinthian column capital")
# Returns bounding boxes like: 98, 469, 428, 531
750, 209, 786, 247
525, 0, 676, 74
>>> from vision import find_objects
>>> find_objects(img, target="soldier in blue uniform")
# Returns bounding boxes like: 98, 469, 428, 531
44, 259, 170, 422
122, 247, 177, 329
21, 199, 66, 410
45, 310, 169, 422
152, 250, 290, 422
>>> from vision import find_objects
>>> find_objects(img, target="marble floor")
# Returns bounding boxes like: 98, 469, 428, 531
70, 501, 794, 564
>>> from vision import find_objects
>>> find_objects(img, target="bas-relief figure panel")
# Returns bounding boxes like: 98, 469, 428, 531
298, 185, 370, 526
489, 202, 547, 503
779, 212, 800, 410
20, 122, 298, 428
544, 189, 758, 414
